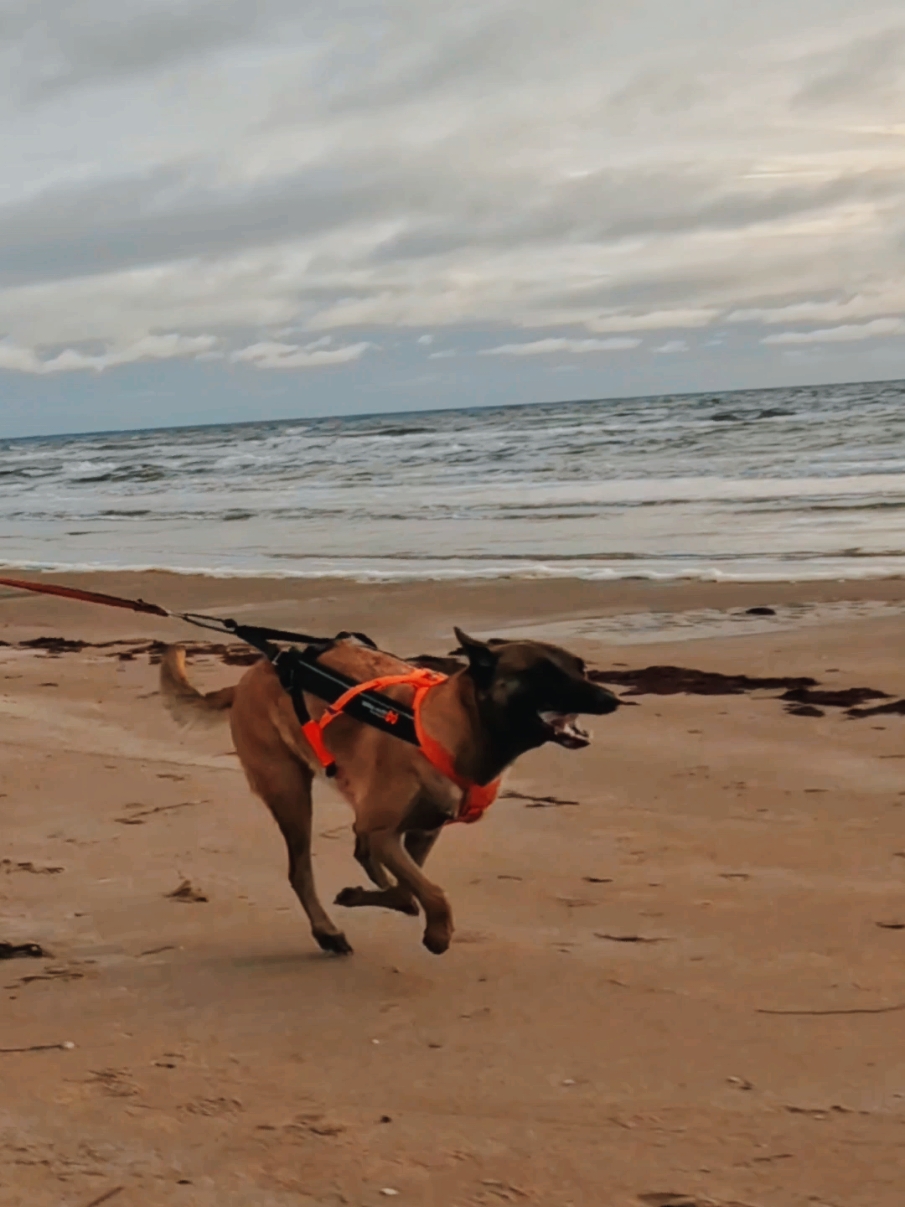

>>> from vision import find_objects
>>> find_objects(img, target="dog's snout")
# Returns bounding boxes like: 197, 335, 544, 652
589, 685, 620, 715
601, 691, 620, 714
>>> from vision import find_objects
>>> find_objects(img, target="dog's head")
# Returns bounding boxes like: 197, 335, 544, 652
451, 627, 619, 751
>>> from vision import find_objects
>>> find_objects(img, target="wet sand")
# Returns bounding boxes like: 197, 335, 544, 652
2, 572, 905, 1207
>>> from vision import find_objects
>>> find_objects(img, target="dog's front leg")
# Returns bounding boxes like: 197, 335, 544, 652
335, 830, 419, 915
367, 828, 453, 954
353, 831, 393, 888
404, 827, 441, 868
335, 828, 442, 917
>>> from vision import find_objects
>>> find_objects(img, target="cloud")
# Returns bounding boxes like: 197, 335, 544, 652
428, 348, 456, 358
5, 0, 306, 99
481, 337, 641, 356
729, 294, 905, 325
761, 317, 905, 344
3, 0, 905, 386
417, 333, 434, 344
586, 309, 717, 333
654, 339, 690, 353
793, 27, 905, 110
229, 339, 374, 368
0, 332, 217, 374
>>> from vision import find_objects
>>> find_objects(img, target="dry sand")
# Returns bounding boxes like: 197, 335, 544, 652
2, 572, 905, 1207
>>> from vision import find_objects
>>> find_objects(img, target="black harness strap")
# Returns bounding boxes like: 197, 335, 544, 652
181, 613, 377, 654
275, 646, 419, 749
198, 620, 420, 774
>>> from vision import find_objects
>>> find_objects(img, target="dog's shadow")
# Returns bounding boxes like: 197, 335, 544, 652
225, 949, 350, 970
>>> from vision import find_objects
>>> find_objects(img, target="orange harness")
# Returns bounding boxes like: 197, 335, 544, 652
301, 667, 499, 824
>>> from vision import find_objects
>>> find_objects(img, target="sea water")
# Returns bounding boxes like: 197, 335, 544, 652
2, 380, 904, 583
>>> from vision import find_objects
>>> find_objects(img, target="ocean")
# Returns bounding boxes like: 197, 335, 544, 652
2, 380, 904, 583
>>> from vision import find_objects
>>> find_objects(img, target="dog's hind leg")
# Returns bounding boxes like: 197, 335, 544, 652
252, 759, 352, 955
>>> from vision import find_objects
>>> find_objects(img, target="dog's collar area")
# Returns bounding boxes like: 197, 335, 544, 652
273, 648, 499, 824
411, 680, 501, 823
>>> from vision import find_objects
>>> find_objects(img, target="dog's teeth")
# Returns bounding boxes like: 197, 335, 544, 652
538, 710, 590, 749
540, 711, 575, 725
538, 711, 590, 747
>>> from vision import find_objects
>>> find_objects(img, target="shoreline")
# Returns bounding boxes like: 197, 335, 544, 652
3, 566, 905, 653
3, 565, 905, 601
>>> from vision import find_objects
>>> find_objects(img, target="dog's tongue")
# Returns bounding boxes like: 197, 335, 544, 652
539, 712, 590, 749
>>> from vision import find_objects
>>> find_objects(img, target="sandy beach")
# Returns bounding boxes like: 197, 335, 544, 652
3, 571, 905, 1207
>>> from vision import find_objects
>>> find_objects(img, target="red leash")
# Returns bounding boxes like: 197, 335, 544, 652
0, 575, 170, 616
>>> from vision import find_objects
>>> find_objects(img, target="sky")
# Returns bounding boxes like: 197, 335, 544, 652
3, 0, 905, 437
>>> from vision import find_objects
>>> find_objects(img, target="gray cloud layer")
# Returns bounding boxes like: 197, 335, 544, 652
2, 0, 905, 376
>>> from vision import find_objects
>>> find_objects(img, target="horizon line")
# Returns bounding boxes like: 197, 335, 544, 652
3, 372, 903, 443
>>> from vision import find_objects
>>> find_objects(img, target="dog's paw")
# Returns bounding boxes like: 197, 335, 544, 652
314, 929, 353, 955
335, 886, 365, 907
422, 925, 451, 955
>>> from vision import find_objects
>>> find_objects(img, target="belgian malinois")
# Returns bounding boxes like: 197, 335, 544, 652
161, 630, 619, 955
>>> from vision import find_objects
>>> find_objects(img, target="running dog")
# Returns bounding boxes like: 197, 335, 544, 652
160, 630, 619, 955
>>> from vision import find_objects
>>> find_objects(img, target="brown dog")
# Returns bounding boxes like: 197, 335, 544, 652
160, 630, 618, 955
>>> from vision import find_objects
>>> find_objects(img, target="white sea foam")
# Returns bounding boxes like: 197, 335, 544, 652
2, 557, 903, 584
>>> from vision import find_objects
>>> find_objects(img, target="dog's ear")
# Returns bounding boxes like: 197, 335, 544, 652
452, 627, 498, 688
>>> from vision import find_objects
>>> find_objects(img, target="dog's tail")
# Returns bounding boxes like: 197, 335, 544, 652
160, 645, 236, 729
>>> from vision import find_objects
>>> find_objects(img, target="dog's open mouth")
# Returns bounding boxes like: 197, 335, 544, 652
539, 711, 590, 749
